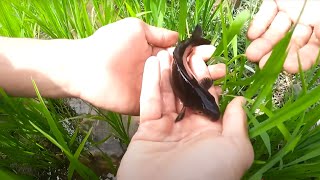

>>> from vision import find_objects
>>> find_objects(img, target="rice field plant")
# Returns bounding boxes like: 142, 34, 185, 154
0, 0, 319, 179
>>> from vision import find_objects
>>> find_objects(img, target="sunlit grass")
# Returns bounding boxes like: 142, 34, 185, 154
0, 0, 319, 179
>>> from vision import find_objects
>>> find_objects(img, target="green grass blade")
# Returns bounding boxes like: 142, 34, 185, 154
124, 2, 137, 17
69, 126, 79, 146
244, 106, 272, 157
286, 146, 320, 167
210, 10, 250, 59
244, 30, 293, 99
250, 85, 320, 138
29, 121, 98, 179
178, 0, 187, 39
68, 127, 93, 180
265, 163, 320, 179
31, 80, 69, 151
301, 107, 320, 135
249, 135, 301, 180
0, 169, 31, 180
298, 52, 307, 95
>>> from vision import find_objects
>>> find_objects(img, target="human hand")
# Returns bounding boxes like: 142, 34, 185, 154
117, 46, 254, 180
246, 0, 320, 73
71, 18, 178, 115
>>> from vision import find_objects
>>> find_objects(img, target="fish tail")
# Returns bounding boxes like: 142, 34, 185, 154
190, 25, 211, 45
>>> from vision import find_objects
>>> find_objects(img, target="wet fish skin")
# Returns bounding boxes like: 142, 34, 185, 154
171, 25, 220, 121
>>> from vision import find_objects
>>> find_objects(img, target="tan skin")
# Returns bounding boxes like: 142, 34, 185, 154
94, 5, 319, 178
71, 18, 180, 115
117, 49, 254, 180
246, 0, 320, 73
3, 7, 319, 177
0, 18, 178, 115
0, 17, 253, 179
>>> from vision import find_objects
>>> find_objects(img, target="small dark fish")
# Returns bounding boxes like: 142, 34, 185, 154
171, 25, 220, 122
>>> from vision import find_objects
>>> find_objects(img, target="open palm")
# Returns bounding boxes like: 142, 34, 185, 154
246, 0, 320, 73
117, 47, 253, 180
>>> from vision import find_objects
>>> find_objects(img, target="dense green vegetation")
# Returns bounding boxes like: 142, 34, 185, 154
0, 0, 319, 179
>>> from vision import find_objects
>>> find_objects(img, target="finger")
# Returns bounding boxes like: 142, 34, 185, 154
175, 98, 184, 115
246, 11, 292, 62
258, 51, 272, 69
152, 47, 165, 56
288, 24, 312, 54
189, 54, 221, 104
262, 11, 292, 45
166, 47, 175, 56
144, 24, 179, 47
191, 45, 216, 61
258, 24, 313, 68
247, 0, 278, 40
158, 50, 176, 114
152, 47, 175, 56
246, 37, 273, 62
189, 54, 212, 81
140, 57, 162, 122
222, 96, 248, 138
206, 84, 220, 105
208, 63, 226, 80
283, 33, 320, 73
276, 0, 319, 25
215, 86, 223, 97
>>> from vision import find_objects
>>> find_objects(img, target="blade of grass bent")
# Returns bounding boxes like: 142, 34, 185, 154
249, 135, 301, 180
32, 80, 69, 151
250, 85, 320, 138
68, 127, 93, 180
30, 121, 98, 179
244, 30, 293, 99
210, 10, 250, 61
244, 106, 272, 157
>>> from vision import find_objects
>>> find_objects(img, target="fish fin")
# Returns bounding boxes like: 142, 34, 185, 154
199, 77, 213, 90
191, 25, 211, 45
175, 106, 186, 122
191, 25, 203, 38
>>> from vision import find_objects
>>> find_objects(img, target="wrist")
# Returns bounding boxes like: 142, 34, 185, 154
0, 37, 87, 98
52, 38, 91, 99
30, 38, 87, 98
65, 36, 116, 110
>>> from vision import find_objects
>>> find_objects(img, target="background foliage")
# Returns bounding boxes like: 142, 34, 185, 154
0, 0, 319, 179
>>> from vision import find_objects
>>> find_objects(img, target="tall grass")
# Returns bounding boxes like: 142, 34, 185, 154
0, 0, 320, 179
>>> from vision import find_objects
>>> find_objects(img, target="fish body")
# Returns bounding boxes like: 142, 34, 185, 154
171, 25, 220, 121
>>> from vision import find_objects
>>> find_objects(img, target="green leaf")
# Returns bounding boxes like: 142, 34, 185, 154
210, 10, 250, 59
68, 127, 93, 180
250, 85, 320, 138
32, 80, 69, 151
30, 121, 98, 180
244, 106, 272, 157
249, 135, 301, 180
0, 169, 31, 180
178, 0, 187, 39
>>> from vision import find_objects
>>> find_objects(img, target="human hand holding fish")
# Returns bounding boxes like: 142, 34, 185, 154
171, 25, 220, 121
72, 18, 179, 115
117, 46, 254, 180
0, 18, 178, 116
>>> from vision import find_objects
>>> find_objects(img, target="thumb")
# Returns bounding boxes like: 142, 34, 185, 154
144, 24, 178, 47
222, 96, 248, 138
